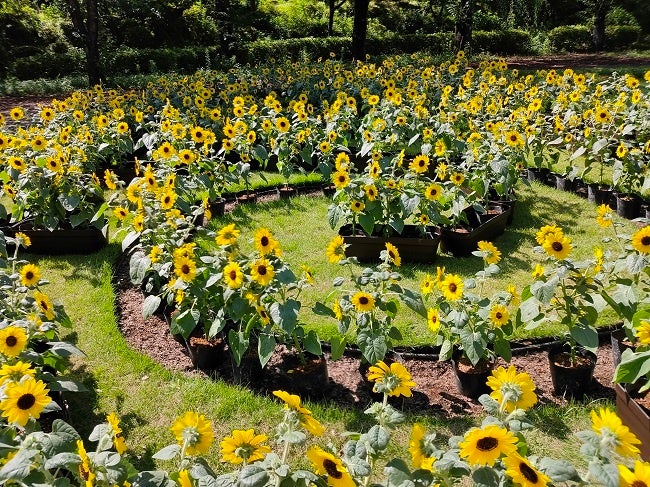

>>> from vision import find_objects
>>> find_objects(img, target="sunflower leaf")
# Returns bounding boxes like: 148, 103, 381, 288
152, 445, 181, 461
366, 425, 390, 452
471, 466, 500, 487
538, 457, 581, 482
238, 465, 269, 487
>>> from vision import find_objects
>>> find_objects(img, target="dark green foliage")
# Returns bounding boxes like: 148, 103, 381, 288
241, 37, 352, 63
471, 29, 533, 55
605, 25, 641, 51
8, 50, 85, 80
366, 33, 454, 56
547, 24, 593, 52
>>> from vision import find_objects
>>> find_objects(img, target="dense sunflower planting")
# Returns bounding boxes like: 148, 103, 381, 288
1, 53, 650, 485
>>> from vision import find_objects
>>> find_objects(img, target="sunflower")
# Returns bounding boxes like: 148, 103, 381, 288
224, 261, 244, 289
190, 126, 207, 143
216, 223, 240, 246
424, 183, 442, 201
535, 224, 563, 245
77, 440, 96, 486
489, 304, 510, 327
0, 326, 28, 358
350, 200, 365, 213
0, 378, 51, 426
440, 274, 463, 301
133, 214, 145, 232
477, 241, 501, 264
616, 142, 628, 159
0, 361, 34, 385
450, 172, 465, 186
503, 453, 551, 487
421, 274, 435, 296
596, 204, 613, 228
487, 365, 537, 412
113, 207, 129, 221
174, 255, 196, 282
351, 291, 375, 312
636, 320, 650, 346
254, 228, 277, 255
542, 233, 572, 260
20, 264, 40, 287
426, 308, 441, 334
632, 226, 650, 254
9, 156, 26, 172
590, 407, 641, 458
221, 429, 271, 464
170, 411, 214, 456
160, 189, 177, 210
14, 232, 31, 248
364, 185, 378, 201
619, 460, 650, 487
326, 236, 347, 263
531, 264, 545, 279
107, 412, 127, 454
384, 242, 401, 267
34, 290, 55, 320
251, 259, 275, 286
408, 424, 436, 471
459, 424, 518, 466
276, 117, 290, 132
505, 131, 524, 148
409, 155, 430, 174
306, 446, 355, 487
332, 170, 350, 189
9, 107, 24, 120
272, 390, 324, 436
367, 361, 416, 397
177, 470, 192, 487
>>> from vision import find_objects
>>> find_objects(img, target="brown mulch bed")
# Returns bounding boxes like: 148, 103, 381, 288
114, 248, 617, 417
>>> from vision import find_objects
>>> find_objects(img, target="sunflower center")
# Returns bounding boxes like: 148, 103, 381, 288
476, 436, 498, 451
181, 264, 190, 275
25, 271, 34, 280
338, 175, 345, 183
257, 265, 267, 275
552, 241, 563, 251
5, 336, 17, 347
642, 236, 650, 246
359, 296, 369, 305
389, 251, 395, 259
631, 481, 647, 487
229, 270, 238, 280
496, 312, 503, 319
448, 283, 457, 293
323, 459, 343, 479
17, 393, 36, 410
261, 236, 269, 247
519, 462, 539, 483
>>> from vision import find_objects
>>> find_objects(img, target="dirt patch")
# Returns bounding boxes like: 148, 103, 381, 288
114, 253, 617, 416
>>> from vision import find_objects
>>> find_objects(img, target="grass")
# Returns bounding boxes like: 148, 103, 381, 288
206, 180, 639, 345
21, 179, 626, 473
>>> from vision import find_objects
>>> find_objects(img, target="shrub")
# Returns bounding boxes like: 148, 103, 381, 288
606, 6, 641, 28
366, 33, 454, 56
606, 25, 641, 50
241, 37, 351, 63
8, 49, 84, 80
548, 24, 593, 52
471, 29, 533, 55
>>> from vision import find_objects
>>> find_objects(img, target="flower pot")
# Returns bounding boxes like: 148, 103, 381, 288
17, 224, 108, 255
270, 351, 329, 399
642, 204, 650, 220
209, 197, 227, 217
547, 345, 597, 398
322, 184, 337, 197
587, 184, 613, 206
237, 191, 257, 205
451, 351, 494, 400
615, 384, 650, 461
527, 168, 550, 183
187, 334, 228, 371
555, 175, 574, 192
439, 205, 508, 257
278, 187, 297, 199
616, 194, 642, 220
573, 178, 588, 199
339, 224, 441, 264
611, 329, 636, 367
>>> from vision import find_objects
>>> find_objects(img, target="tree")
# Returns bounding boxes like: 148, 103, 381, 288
327, 0, 347, 36
351, 0, 369, 59
453, 0, 474, 51
67, 0, 100, 85
591, 0, 612, 50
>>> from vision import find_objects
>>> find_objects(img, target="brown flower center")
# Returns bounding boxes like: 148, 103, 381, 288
631, 481, 647, 487
519, 461, 539, 483
257, 265, 267, 276
17, 393, 36, 410
552, 241, 563, 252
476, 436, 498, 451
181, 264, 190, 275
448, 283, 457, 293
642, 236, 650, 246
496, 312, 503, 319
323, 459, 342, 479
359, 296, 369, 305
5, 336, 17, 347
25, 271, 34, 281
261, 236, 269, 247
229, 270, 238, 280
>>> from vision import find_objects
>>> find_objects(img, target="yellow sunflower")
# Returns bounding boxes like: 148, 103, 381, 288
421, 274, 435, 296
251, 259, 275, 286
596, 204, 613, 228
171, 411, 214, 456
0, 327, 28, 358
77, 439, 96, 487
409, 154, 430, 174
306, 446, 355, 487
224, 261, 244, 289
487, 365, 537, 412
535, 224, 563, 245
106, 412, 127, 454
450, 172, 465, 186
632, 226, 650, 254
220, 429, 271, 465
0, 361, 35, 385
364, 185, 378, 201
459, 424, 518, 466
636, 320, 650, 346
351, 200, 365, 213
590, 407, 641, 458
0, 378, 51, 426
440, 274, 463, 301
177, 470, 192, 487
14, 232, 31, 248
427, 308, 441, 334
531, 264, 545, 279
33, 290, 55, 320
424, 183, 442, 201
113, 206, 129, 221
367, 360, 416, 397
254, 228, 277, 255
160, 189, 177, 210
326, 235, 347, 263
20, 264, 40, 287
503, 453, 551, 487
477, 241, 501, 264
409, 424, 435, 471
542, 233, 572, 260
489, 304, 510, 327
174, 255, 196, 282
272, 390, 324, 436
216, 224, 240, 246
332, 170, 350, 189
619, 460, 650, 487
351, 291, 375, 312
384, 242, 401, 267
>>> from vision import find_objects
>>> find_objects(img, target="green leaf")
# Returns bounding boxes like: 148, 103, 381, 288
129, 251, 151, 285
358, 213, 374, 237
130, 471, 176, 487
327, 205, 343, 230
269, 299, 301, 333
48, 342, 84, 357
312, 302, 336, 318
0, 449, 38, 482
357, 330, 387, 364
47, 378, 87, 392
239, 465, 270, 487
152, 444, 181, 461
366, 425, 390, 452
587, 462, 618, 487
472, 466, 500, 487
519, 297, 541, 323
478, 395, 500, 416
171, 309, 199, 340
304, 330, 322, 356
44, 453, 80, 471
493, 338, 511, 362
400, 288, 427, 318
538, 458, 581, 482
142, 295, 161, 319
258, 334, 275, 368
122, 230, 139, 251
58, 194, 80, 212
329, 336, 346, 360
615, 349, 650, 384
530, 278, 557, 304
228, 329, 249, 367
570, 323, 599, 352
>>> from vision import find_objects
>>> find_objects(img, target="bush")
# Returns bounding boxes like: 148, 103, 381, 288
606, 6, 640, 28
548, 24, 593, 52
241, 37, 351, 63
366, 33, 454, 56
8, 49, 84, 80
103, 46, 220, 76
605, 25, 641, 50
471, 29, 533, 55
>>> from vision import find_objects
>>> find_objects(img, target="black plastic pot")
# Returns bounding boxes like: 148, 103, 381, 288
616, 194, 641, 220
209, 197, 227, 217
439, 205, 509, 257
17, 224, 108, 255
278, 187, 297, 199
555, 175, 573, 192
451, 351, 494, 400
186, 335, 228, 371
527, 168, 550, 183
587, 184, 613, 206
548, 345, 597, 398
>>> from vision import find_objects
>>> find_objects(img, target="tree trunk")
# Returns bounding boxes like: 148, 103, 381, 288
86, 0, 100, 85
328, 0, 335, 36
592, 0, 610, 51
454, 0, 474, 52
351, 0, 369, 60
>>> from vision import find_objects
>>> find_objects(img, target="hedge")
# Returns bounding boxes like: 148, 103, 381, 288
471, 29, 533, 55
605, 25, 641, 50
548, 25, 593, 52
237, 37, 352, 64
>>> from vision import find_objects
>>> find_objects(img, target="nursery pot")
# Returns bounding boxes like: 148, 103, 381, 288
587, 184, 613, 206
186, 334, 228, 371
555, 175, 574, 192
527, 168, 550, 183
278, 187, 297, 199
548, 345, 597, 398
17, 224, 108, 255
615, 384, 650, 461
209, 197, 227, 217
272, 351, 329, 399
616, 194, 641, 220
451, 350, 494, 400
611, 329, 636, 367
